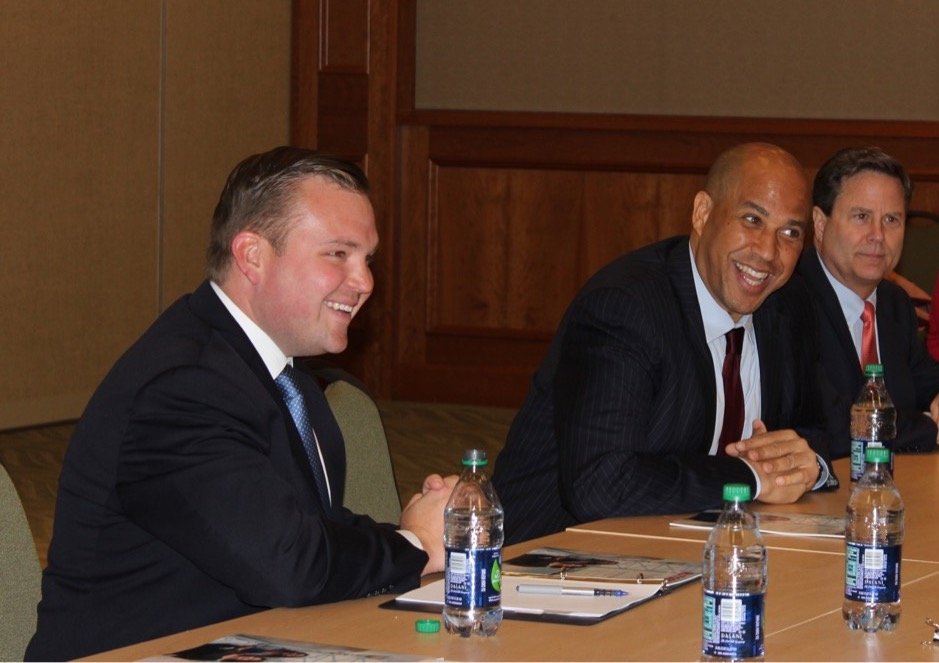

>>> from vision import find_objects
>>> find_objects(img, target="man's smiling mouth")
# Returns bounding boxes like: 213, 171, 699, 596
325, 300, 354, 314
735, 261, 770, 287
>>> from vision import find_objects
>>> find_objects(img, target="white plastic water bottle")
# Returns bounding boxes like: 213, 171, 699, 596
442, 449, 504, 637
850, 364, 896, 481
702, 483, 767, 662
843, 446, 904, 632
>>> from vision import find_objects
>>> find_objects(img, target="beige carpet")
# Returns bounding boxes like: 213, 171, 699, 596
0, 401, 516, 568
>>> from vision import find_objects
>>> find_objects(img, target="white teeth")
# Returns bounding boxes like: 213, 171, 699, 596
735, 262, 769, 285
325, 301, 354, 313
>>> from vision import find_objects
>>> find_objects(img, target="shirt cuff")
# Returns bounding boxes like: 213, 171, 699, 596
396, 529, 423, 550
739, 457, 762, 499
812, 454, 832, 491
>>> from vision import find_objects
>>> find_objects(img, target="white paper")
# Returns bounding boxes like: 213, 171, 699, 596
395, 576, 664, 619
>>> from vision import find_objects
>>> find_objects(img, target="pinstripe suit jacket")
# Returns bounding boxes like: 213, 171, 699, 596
492, 236, 831, 545
796, 248, 939, 456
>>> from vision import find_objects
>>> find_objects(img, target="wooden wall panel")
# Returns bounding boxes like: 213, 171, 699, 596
292, 0, 402, 396
431, 167, 584, 334
291, 1, 939, 409
321, 0, 369, 71
429, 166, 705, 336
392, 117, 939, 407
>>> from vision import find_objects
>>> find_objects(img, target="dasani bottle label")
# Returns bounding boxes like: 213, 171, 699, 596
444, 546, 502, 609
702, 590, 765, 660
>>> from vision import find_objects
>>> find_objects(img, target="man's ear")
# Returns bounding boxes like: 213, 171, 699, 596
230, 231, 264, 285
691, 191, 713, 237
812, 207, 827, 246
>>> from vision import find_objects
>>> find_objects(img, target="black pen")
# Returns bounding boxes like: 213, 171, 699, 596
515, 584, 628, 597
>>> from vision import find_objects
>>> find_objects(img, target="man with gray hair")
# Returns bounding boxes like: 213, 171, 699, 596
797, 146, 939, 455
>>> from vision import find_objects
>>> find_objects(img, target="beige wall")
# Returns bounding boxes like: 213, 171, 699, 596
0, 1, 290, 429
416, 0, 939, 121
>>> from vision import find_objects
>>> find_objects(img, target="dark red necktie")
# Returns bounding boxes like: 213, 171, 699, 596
718, 327, 745, 455
860, 301, 879, 369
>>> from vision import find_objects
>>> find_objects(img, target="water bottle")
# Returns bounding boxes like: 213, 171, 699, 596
443, 449, 504, 637
843, 446, 904, 632
702, 483, 767, 662
849, 364, 896, 481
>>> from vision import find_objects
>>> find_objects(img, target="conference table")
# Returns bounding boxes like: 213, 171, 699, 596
87, 455, 939, 661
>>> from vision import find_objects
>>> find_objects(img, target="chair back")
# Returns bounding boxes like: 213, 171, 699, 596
324, 380, 402, 524
0, 463, 42, 661
897, 210, 939, 293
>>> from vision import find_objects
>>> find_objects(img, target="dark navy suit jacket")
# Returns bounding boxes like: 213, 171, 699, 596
27, 281, 425, 661
796, 248, 939, 456
493, 237, 833, 545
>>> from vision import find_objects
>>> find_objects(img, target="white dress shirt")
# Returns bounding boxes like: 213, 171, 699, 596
815, 251, 879, 363
209, 282, 423, 549
688, 248, 830, 492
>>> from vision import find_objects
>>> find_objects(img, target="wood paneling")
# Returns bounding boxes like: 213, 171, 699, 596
321, 0, 369, 72
292, 0, 939, 408
428, 165, 703, 335
392, 116, 939, 407
315, 72, 369, 159
291, 0, 402, 396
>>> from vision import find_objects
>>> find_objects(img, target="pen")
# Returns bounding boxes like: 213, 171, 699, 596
515, 584, 628, 597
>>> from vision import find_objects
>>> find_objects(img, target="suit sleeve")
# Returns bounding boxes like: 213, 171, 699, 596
895, 289, 939, 450
928, 272, 939, 361
780, 280, 836, 470
903, 298, 939, 412
115, 364, 426, 608
551, 287, 755, 521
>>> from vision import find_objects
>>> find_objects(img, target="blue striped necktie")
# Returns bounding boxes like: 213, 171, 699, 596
274, 365, 333, 511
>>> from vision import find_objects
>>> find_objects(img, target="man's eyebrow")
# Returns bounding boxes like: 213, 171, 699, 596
742, 200, 807, 227
741, 200, 770, 216
321, 238, 380, 256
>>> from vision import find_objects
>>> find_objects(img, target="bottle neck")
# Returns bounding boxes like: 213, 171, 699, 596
462, 463, 486, 477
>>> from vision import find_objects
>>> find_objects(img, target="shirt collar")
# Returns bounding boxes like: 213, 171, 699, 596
815, 250, 877, 320
689, 244, 753, 343
210, 281, 290, 379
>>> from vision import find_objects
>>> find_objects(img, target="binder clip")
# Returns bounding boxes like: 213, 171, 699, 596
924, 618, 939, 647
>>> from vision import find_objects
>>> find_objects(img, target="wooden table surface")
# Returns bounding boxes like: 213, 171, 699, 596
86, 455, 939, 661
569, 455, 939, 562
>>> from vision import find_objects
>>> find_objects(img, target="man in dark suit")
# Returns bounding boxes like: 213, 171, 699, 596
493, 143, 834, 545
26, 148, 454, 661
797, 147, 939, 457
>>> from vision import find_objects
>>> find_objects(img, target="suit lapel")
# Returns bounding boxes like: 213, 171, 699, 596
875, 282, 904, 382
666, 240, 718, 446
188, 281, 337, 515
754, 298, 784, 425
800, 249, 860, 374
